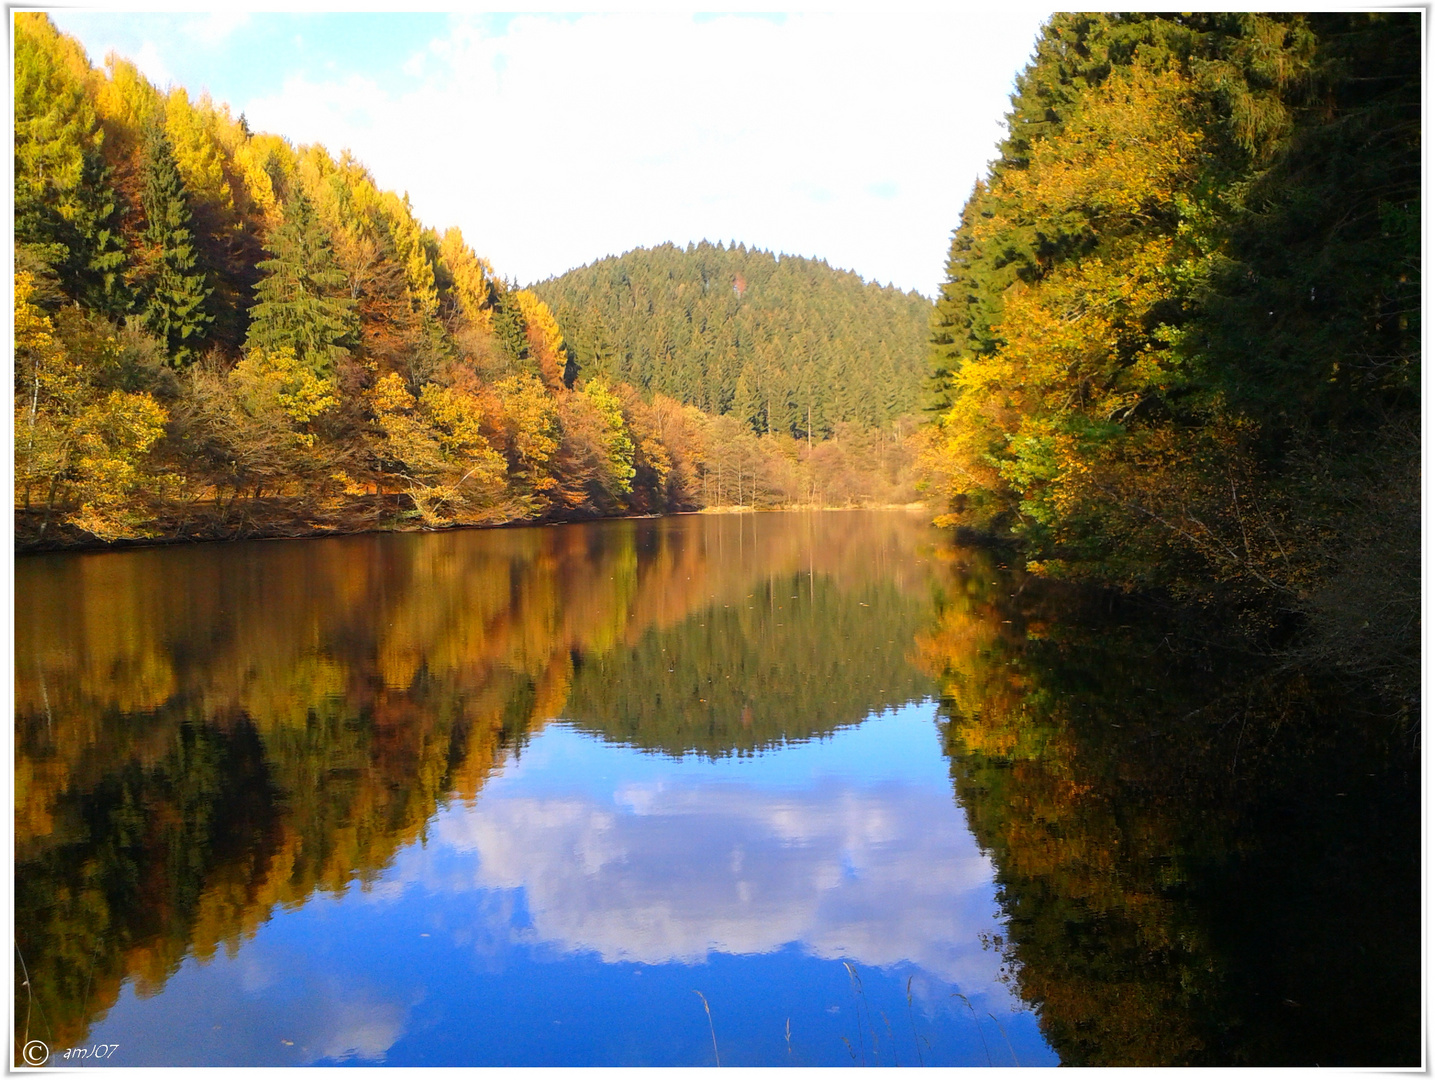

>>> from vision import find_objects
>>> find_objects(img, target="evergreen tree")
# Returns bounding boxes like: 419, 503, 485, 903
925, 186, 986, 412
139, 122, 213, 366
14, 14, 128, 315
923, 11, 1420, 666
533, 242, 932, 436
489, 287, 532, 370
245, 189, 357, 374
731, 367, 762, 434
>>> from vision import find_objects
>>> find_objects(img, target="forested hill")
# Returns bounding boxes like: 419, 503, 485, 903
566, 570, 934, 758
532, 243, 932, 436
922, 13, 1419, 704
13, 14, 925, 550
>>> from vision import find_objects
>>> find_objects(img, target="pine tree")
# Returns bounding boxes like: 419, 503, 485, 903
245, 189, 357, 375
139, 122, 213, 366
731, 367, 762, 434
490, 287, 532, 371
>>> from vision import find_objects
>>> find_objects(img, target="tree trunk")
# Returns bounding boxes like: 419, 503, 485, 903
38, 475, 61, 537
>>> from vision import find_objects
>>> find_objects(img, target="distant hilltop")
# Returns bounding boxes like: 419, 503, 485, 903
533, 241, 932, 437
14, 13, 933, 550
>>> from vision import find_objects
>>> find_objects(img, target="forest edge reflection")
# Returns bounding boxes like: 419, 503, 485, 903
14, 510, 1420, 1065
920, 548, 1420, 1066
15, 512, 938, 1055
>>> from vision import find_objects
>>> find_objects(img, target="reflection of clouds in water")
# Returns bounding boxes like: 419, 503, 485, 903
442, 888, 536, 966
236, 951, 278, 995
430, 770, 1009, 993
91, 958, 412, 1067
305, 997, 408, 1064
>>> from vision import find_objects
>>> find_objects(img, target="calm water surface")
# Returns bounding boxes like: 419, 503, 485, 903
14, 511, 1419, 1067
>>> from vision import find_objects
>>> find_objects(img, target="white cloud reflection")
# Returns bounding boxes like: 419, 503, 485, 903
84, 710, 1028, 1065
91, 961, 412, 1067
427, 722, 1011, 995
306, 998, 408, 1065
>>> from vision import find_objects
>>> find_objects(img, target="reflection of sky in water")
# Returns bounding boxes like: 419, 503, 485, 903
87, 705, 1057, 1067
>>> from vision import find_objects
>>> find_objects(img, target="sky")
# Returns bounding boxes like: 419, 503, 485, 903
45, 9, 1052, 297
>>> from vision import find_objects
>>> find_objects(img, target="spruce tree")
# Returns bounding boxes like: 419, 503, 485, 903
139, 122, 213, 366
14, 16, 128, 315
489, 287, 532, 371
245, 189, 357, 374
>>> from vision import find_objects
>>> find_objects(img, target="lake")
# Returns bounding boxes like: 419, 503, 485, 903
13, 511, 1420, 1067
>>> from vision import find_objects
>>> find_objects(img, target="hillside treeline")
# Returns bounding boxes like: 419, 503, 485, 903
921, 13, 1419, 701
533, 242, 932, 435
14, 14, 919, 550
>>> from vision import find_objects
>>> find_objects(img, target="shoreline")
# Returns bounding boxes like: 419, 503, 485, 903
14, 501, 936, 556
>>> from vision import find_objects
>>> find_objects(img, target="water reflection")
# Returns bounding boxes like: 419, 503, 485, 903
13, 511, 1418, 1066
431, 716, 999, 977
17, 511, 997, 1066
79, 709, 1055, 1067
915, 548, 1421, 1067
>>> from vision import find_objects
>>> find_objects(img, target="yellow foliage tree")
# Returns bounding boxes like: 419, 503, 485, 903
983, 66, 1202, 242
165, 87, 237, 222
230, 345, 339, 436
928, 64, 1221, 574
577, 378, 636, 495
230, 132, 294, 229
382, 190, 440, 319
492, 374, 561, 499
437, 227, 497, 333
512, 288, 568, 388
180, 345, 341, 507
93, 52, 163, 166
367, 372, 507, 526
14, 272, 168, 539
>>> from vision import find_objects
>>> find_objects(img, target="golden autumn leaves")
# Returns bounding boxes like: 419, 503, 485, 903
15, 252, 653, 539
922, 66, 1211, 562
15, 272, 167, 540
918, 60, 1312, 604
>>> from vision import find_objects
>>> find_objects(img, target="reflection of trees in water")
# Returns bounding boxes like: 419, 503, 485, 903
916, 551, 1420, 1066
565, 572, 934, 757
14, 690, 519, 1057
13, 510, 940, 1052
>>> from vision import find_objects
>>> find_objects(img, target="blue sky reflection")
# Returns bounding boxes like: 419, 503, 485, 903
86, 705, 1056, 1067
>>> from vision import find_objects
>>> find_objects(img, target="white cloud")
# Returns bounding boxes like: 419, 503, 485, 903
257, 72, 390, 140
308, 999, 408, 1064
90, 960, 411, 1067
241, 11, 1049, 294
129, 40, 174, 90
